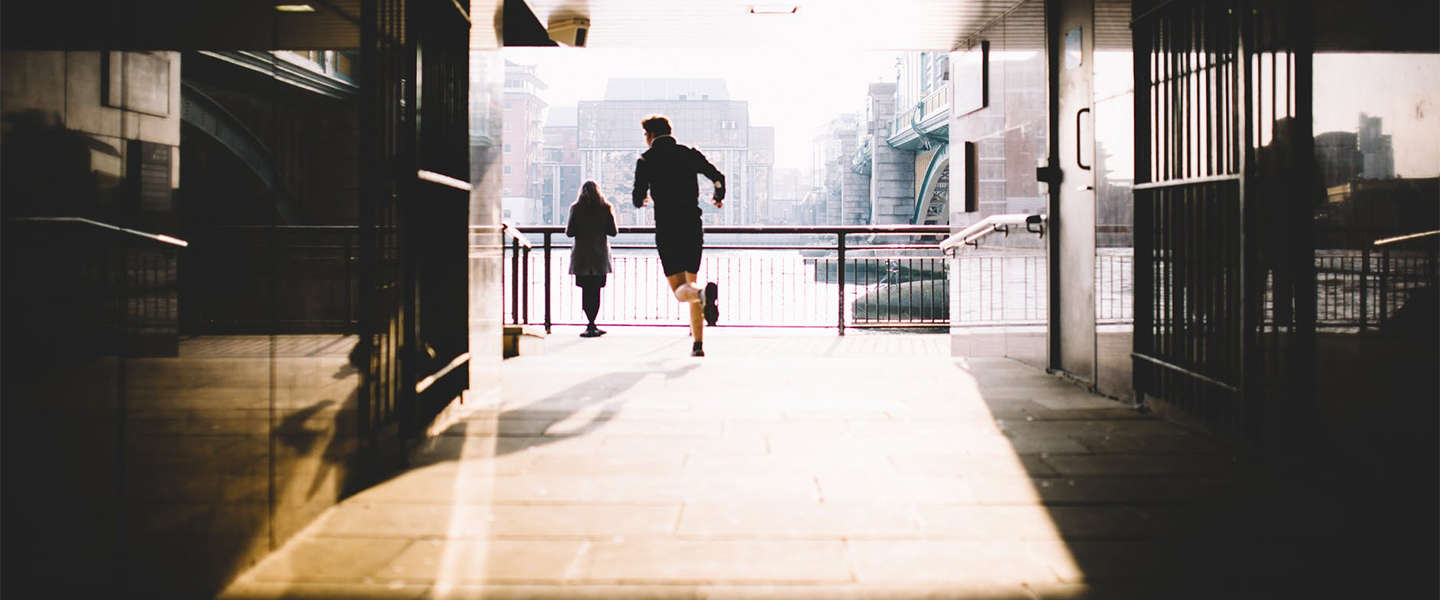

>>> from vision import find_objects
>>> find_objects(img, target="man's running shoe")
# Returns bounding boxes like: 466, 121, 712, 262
703, 282, 719, 326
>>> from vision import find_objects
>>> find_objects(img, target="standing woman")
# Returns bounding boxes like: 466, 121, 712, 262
566, 181, 618, 338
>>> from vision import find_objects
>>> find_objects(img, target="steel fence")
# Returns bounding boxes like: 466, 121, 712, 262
188, 226, 359, 333
1308, 248, 1437, 330
948, 249, 1133, 325
502, 225, 951, 333
502, 225, 1141, 332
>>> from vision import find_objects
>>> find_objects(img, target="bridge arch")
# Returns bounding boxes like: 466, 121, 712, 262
912, 143, 948, 225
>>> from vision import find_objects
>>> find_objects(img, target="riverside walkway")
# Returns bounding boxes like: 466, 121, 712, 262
219, 329, 1411, 599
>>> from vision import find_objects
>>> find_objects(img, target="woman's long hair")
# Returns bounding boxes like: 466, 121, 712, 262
572, 181, 611, 212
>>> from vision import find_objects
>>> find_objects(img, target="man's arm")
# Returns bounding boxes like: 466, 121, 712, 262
692, 149, 726, 204
632, 157, 650, 208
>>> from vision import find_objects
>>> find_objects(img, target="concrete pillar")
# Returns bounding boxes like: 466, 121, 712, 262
866, 82, 916, 225
837, 129, 869, 225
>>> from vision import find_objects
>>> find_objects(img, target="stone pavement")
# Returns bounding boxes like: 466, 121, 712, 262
218, 328, 1408, 599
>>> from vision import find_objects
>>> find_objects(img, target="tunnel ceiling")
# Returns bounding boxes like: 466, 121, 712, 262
3, 0, 363, 50
514, 0, 1026, 50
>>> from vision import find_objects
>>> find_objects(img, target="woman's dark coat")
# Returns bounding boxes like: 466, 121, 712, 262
566, 202, 617, 276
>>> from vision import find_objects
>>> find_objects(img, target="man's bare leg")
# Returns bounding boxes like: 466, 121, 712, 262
666, 272, 703, 343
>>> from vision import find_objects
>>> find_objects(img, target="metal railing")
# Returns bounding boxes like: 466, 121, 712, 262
503, 222, 1141, 332
189, 225, 360, 333
891, 85, 953, 139
4, 217, 188, 359
501, 225, 950, 334
1308, 232, 1439, 330
940, 214, 1135, 325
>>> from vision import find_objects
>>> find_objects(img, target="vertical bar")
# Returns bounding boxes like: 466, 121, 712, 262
522, 246, 530, 324
1183, 9, 1192, 180
344, 230, 354, 327
1379, 247, 1389, 327
510, 237, 519, 324
837, 232, 846, 335
1237, 0, 1258, 442
1290, 0, 1317, 418
1359, 245, 1370, 331
544, 232, 552, 333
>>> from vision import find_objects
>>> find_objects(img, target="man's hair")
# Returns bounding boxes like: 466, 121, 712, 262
641, 115, 672, 136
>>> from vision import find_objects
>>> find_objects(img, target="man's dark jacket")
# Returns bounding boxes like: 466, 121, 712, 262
631, 136, 726, 227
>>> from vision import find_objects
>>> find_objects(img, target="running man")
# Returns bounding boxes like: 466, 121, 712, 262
632, 114, 723, 357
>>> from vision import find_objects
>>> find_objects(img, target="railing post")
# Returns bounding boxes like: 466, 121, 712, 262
543, 232, 552, 334
345, 229, 355, 329
837, 231, 846, 336
522, 246, 530, 324
1359, 245, 1369, 332
510, 237, 520, 324
1379, 247, 1389, 329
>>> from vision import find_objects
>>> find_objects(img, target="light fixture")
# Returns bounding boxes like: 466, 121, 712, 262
274, 3, 316, 12
749, 4, 798, 15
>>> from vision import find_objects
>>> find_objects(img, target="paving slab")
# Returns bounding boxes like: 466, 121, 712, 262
219, 330, 1375, 599
574, 539, 852, 584
677, 502, 923, 538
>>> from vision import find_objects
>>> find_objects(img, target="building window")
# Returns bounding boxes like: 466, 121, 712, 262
505, 144, 512, 152
504, 166, 512, 174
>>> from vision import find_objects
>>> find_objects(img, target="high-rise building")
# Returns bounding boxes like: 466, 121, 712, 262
747, 126, 774, 224
1315, 131, 1365, 189
503, 61, 547, 221
1358, 113, 1395, 180
578, 79, 750, 225
769, 167, 808, 225
538, 106, 581, 225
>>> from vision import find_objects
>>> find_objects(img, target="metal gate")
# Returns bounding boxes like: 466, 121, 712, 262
1132, 0, 1314, 441
358, 0, 471, 442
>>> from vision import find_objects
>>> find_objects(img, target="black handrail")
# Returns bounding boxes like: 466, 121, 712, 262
8, 217, 189, 247
511, 224, 951, 236
1373, 230, 1439, 247
505, 224, 952, 335
501, 221, 533, 248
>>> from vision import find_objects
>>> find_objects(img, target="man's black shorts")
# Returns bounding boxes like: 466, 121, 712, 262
656, 223, 703, 277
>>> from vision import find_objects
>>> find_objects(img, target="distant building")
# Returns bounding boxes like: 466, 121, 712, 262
769, 167, 808, 225
1320, 178, 1440, 247
747, 126, 775, 224
538, 106, 581, 225
1358, 113, 1395, 180
1315, 131, 1364, 189
578, 79, 751, 225
503, 61, 547, 212
810, 113, 863, 224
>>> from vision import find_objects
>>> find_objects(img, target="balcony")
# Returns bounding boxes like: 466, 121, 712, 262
887, 85, 952, 151
197, 51, 358, 99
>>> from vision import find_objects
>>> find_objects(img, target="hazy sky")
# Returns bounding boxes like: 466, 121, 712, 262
504, 47, 901, 171
1313, 53, 1440, 178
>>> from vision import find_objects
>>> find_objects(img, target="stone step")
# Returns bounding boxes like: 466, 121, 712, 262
503, 325, 547, 359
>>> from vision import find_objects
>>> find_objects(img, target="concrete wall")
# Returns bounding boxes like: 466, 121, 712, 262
2, 51, 181, 214
0, 50, 370, 597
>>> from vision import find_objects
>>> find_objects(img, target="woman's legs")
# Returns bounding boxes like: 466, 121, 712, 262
581, 284, 601, 327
